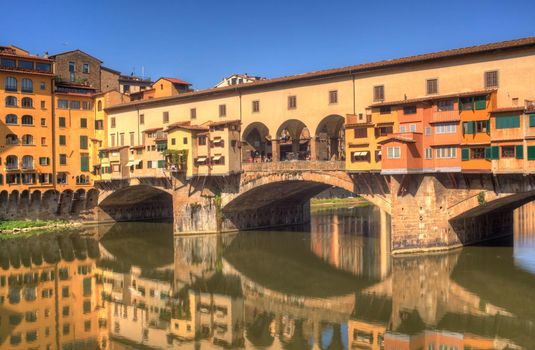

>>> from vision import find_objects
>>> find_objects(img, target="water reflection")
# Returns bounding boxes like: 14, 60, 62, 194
1, 204, 535, 349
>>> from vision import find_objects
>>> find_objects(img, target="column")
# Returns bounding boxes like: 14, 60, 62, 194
271, 139, 280, 162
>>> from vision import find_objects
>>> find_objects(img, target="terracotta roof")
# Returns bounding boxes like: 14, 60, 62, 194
49, 49, 103, 63
130, 145, 145, 149
160, 77, 191, 85
166, 123, 209, 132
491, 106, 526, 113
101, 66, 121, 75
99, 146, 129, 152
371, 90, 494, 108
378, 134, 418, 144
142, 127, 163, 133
209, 119, 241, 127
106, 37, 535, 112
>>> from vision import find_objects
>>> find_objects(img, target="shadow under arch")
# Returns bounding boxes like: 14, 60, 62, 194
314, 114, 345, 161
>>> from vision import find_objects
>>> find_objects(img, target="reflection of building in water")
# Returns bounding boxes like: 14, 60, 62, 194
311, 206, 391, 279
514, 200, 535, 273
0, 234, 108, 350
384, 330, 494, 349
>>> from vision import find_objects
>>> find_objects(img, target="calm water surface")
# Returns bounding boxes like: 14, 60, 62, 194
1, 204, 535, 349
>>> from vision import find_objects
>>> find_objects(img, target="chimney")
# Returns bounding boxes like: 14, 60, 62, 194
44, 52, 49, 58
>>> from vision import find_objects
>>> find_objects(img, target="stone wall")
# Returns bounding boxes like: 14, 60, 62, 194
101, 68, 120, 92
53, 51, 101, 89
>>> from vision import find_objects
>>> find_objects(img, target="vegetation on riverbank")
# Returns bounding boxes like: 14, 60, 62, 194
0, 220, 82, 239
310, 197, 369, 208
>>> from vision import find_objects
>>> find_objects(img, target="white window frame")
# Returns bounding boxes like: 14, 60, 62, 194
425, 148, 433, 159
387, 146, 401, 159
436, 147, 457, 159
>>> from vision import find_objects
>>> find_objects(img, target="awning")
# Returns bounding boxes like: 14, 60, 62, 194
134, 159, 142, 165
377, 150, 382, 156
212, 155, 222, 161
125, 160, 135, 166
213, 138, 223, 144
196, 157, 207, 162
352, 151, 369, 156
100, 162, 110, 167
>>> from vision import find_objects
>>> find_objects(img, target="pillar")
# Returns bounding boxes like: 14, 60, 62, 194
310, 136, 318, 160
271, 139, 280, 162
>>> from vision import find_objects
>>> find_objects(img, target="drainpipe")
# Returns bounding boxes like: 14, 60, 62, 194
51, 78, 57, 189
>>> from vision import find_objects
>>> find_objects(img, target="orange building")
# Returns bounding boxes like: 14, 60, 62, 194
129, 77, 191, 101
0, 45, 55, 190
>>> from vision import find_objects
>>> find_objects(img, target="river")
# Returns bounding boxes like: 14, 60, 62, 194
1, 203, 535, 349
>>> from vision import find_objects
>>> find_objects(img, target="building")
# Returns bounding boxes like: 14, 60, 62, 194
50, 49, 104, 90
101, 66, 121, 92
0, 45, 55, 189
119, 74, 153, 95
215, 73, 266, 88
130, 77, 192, 101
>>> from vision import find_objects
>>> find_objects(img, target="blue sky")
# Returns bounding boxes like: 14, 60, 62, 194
3, 0, 534, 89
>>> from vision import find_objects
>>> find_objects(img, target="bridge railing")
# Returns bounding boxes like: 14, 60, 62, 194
242, 160, 345, 172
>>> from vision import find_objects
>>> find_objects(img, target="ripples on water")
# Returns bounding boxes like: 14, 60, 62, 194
1, 203, 535, 349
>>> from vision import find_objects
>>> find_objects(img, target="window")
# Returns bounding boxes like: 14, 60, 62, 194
80, 118, 87, 128
485, 70, 498, 89
373, 85, 384, 101
501, 146, 515, 158
425, 148, 432, 159
409, 124, 417, 132
436, 147, 457, 159
400, 125, 406, 132
475, 95, 487, 110
69, 61, 75, 72
190, 108, 196, 119
36, 62, 51, 72
82, 63, 89, 73
354, 127, 367, 138
63, 323, 70, 335
120, 133, 124, 146
288, 95, 297, 109
375, 126, 393, 137
5, 77, 17, 91
252, 100, 260, 112
426, 79, 438, 95
41, 137, 46, 146
379, 106, 391, 115
475, 120, 489, 133
471, 147, 485, 159
21, 115, 33, 125
41, 118, 46, 126
40, 100, 46, 109
387, 147, 400, 159
84, 320, 91, 332
111, 117, 116, 128
39, 157, 49, 166
183, 137, 188, 144
495, 115, 520, 129
22, 155, 33, 169
82, 101, 92, 110
59, 154, 67, 165
425, 127, 431, 136
219, 104, 226, 117
40, 81, 46, 90
5, 134, 17, 144
59, 135, 66, 145
435, 123, 456, 134
21, 78, 33, 93
139, 113, 144, 124
351, 151, 370, 162
5, 96, 17, 106
198, 136, 207, 145
63, 306, 70, 316
70, 100, 80, 109
403, 106, 417, 115
97, 100, 102, 111
329, 90, 338, 104
437, 99, 454, 111
59, 117, 66, 127
6, 114, 17, 124
22, 134, 33, 145
83, 300, 91, 313
163, 111, 169, 123
21, 97, 33, 108
0, 58, 16, 67
80, 136, 88, 149
95, 120, 103, 130
58, 100, 68, 109
130, 132, 135, 145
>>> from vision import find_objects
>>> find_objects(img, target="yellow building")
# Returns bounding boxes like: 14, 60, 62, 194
0, 45, 55, 190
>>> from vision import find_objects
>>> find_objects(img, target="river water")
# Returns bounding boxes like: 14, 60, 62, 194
1, 203, 535, 349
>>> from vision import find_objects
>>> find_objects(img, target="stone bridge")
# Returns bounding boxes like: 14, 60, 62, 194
92, 161, 535, 254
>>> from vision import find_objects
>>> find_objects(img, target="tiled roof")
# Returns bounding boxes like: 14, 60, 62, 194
106, 36, 535, 112
99, 146, 129, 152
130, 145, 145, 149
209, 119, 241, 127
161, 77, 191, 85
142, 127, 163, 133
371, 90, 494, 108
166, 123, 209, 132
491, 106, 526, 113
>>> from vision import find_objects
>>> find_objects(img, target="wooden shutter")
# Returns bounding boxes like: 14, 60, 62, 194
475, 96, 487, 110
461, 148, 470, 161
516, 145, 524, 159
80, 156, 89, 172
484, 147, 492, 160
491, 146, 500, 160
530, 115, 535, 127
527, 146, 535, 160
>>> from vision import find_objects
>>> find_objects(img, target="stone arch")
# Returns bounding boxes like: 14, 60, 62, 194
58, 190, 74, 216
71, 189, 87, 214
19, 190, 30, 214
42, 190, 59, 215
241, 122, 272, 162
314, 114, 345, 161
8, 190, 19, 216
86, 189, 99, 210
30, 190, 42, 214
0, 190, 8, 218
276, 119, 311, 161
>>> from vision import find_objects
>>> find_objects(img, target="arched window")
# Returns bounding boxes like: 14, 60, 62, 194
22, 156, 34, 169
21, 134, 33, 145
5, 134, 18, 145
5, 114, 17, 124
97, 100, 102, 111
6, 155, 18, 169
21, 97, 33, 108
21, 78, 33, 93
5, 96, 17, 107
21, 115, 33, 125
5, 77, 17, 91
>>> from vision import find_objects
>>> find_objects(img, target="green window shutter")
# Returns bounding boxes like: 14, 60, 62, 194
457, 98, 462, 112
484, 147, 492, 160
516, 145, 524, 159
475, 96, 487, 110
461, 148, 470, 161
157, 160, 164, 168
83, 278, 91, 296
80, 136, 88, 149
496, 115, 520, 129
491, 146, 500, 160
464, 121, 475, 134
80, 156, 89, 172
527, 146, 535, 160
529, 115, 535, 127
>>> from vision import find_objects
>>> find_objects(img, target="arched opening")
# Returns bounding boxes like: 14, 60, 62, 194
58, 190, 73, 216
30, 191, 42, 213
241, 122, 271, 162
86, 189, 99, 210
314, 115, 345, 161
42, 190, 59, 215
19, 190, 30, 213
71, 189, 87, 215
0, 190, 8, 216
276, 119, 310, 161
8, 190, 19, 215
99, 185, 173, 222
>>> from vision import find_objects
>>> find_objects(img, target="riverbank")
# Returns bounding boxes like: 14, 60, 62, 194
310, 197, 369, 208
0, 220, 83, 238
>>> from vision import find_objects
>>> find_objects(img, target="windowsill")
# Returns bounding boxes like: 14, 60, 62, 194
21, 124, 35, 127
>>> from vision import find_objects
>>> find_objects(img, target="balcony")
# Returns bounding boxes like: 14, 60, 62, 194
431, 110, 460, 123
5, 164, 19, 171
346, 114, 372, 125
